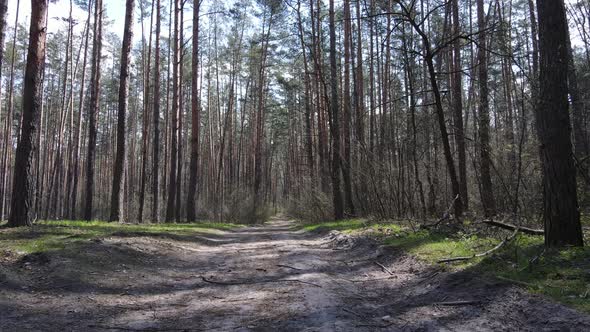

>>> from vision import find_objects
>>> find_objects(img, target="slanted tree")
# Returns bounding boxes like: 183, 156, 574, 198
535, 0, 584, 247
7, 0, 48, 227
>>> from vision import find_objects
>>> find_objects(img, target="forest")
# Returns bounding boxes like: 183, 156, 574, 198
0, 0, 590, 330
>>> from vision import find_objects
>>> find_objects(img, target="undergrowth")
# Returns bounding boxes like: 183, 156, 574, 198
301, 218, 590, 313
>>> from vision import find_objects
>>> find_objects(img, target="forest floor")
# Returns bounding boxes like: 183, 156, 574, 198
1, 217, 590, 331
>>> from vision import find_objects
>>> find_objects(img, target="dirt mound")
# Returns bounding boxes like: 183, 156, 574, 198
18, 252, 50, 266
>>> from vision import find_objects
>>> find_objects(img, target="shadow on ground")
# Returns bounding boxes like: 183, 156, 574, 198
1, 218, 589, 331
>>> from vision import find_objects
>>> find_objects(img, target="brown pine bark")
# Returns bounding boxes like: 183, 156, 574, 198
84, 0, 103, 221
329, 0, 343, 220
109, 0, 135, 222
165, 0, 179, 222
7, 0, 47, 227
137, 0, 154, 223
152, 0, 161, 222
342, 0, 355, 216
0, 0, 18, 221
535, 0, 584, 247
187, 0, 201, 221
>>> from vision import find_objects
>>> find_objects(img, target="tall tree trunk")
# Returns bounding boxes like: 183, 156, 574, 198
84, 0, 103, 221
342, 0, 355, 215
187, 0, 201, 221
70, 0, 92, 219
452, 0, 468, 210
137, 0, 154, 223
0, 0, 18, 221
535, 0, 583, 247
109, 0, 135, 222
329, 0, 343, 220
175, 1, 184, 221
477, 0, 496, 216
7, 0, 47, 227
165, 0, 179, 222
152, 0, 161, 222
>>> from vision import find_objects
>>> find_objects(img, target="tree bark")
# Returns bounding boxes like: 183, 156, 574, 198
452, 0, 467, 210
329, 0, 343, 220
187, 0, 201, 221
109, 0, 135, 222
152, 0, 161, 222
477, 0, 496, 216
84, 0, 103, 221
7, 0, 47, 227
535, 0, 584, 247
165, 0, 179, 222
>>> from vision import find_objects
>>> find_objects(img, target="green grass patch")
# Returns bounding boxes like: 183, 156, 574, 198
0, 220, 241, 254
301, 219, 590, 313
300, 219, 406, 234
478, 236, 590, 313
300, 219, 369, 232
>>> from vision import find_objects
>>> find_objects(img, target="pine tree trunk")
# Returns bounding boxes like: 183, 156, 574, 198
187, 0, 200, 221
165, 0, 179, 222
477, 0, 496, 216
152, 0, 161, 222
452, 0, 467, 211
7, 0, 47, 227
0, 0, 18, 221
342, 0, 355, 215
69, 0, 92, 220
535, 0, 584, 247
110, 0, 135, 222
329, 0, 343, 220
84, 0, 103, 221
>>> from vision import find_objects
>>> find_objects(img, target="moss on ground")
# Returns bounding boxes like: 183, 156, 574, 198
301, 219, 590, 313
0, 220, 240, 254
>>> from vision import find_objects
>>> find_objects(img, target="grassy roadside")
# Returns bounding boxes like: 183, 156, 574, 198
0, 220, 241, 255
300, 219, 590, 313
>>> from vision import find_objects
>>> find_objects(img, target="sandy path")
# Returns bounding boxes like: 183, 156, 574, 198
1, 218, 589, 331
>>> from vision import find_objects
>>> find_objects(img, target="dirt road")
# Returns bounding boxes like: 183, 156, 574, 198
1, 218, 589, 331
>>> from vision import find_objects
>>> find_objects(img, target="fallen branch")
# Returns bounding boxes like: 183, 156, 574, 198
351, 276, 398, 283
496, 276, 536, 288
421, 195, 459, 229
200, 276, 322, 288
342, 308, 365, 318
437, 228, 519, 263
374, 261, 394, 275
432, 300, 480, 306
483, 219, 544, 236
355, 322, 396, 329
276, 264, 303, 270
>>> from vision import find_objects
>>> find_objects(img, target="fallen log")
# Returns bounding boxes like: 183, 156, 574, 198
483, 219, 544, 236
